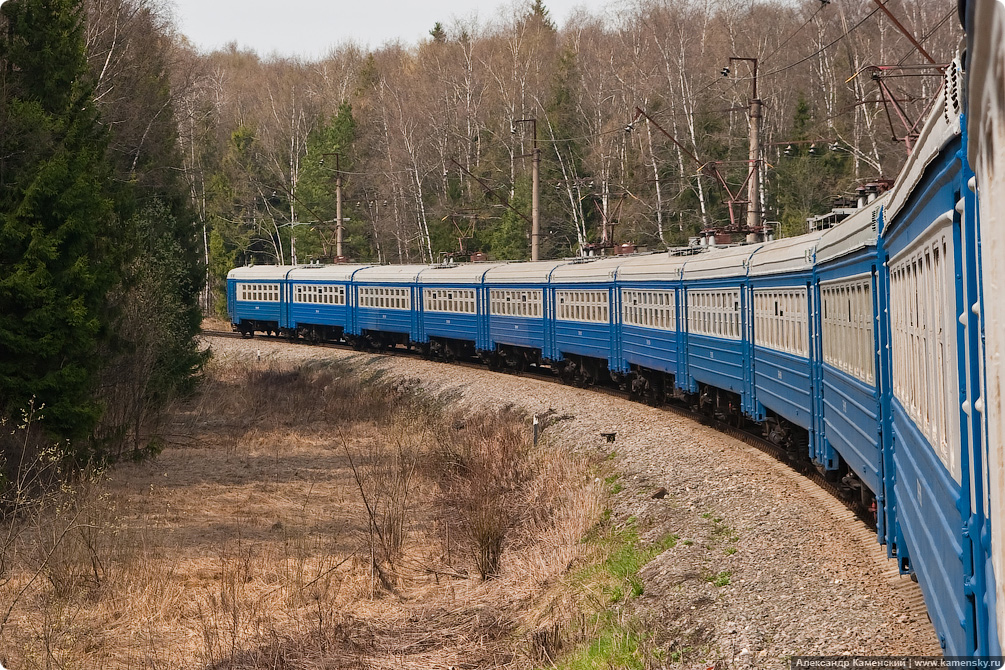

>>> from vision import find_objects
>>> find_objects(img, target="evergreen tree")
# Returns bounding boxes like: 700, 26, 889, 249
0, 0, 120, 442
296, 103, 364, 260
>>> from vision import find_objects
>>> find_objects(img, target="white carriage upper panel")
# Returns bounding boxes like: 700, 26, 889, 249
352, 264, 428, 283
614, 251, 692, 281
815, 194, 889, 265
550, 256, 632, 283
287, 265, 373, 282
228, 265, 298, 281
748, 232, 823, 277
417, 262, 509, 284
680, 244, 762, 280
483, 260, 570, 284
883, 58, 963, 229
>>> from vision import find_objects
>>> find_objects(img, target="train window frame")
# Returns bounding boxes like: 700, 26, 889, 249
292, 284, 346, 306
555, 289, 609, 323
238, 283, 280, 303
621, 289, 677, 331
360, 286, 411, 310
489, 289, 543, 318
753, 287, 809, 357
821, 275, 874, 385
889, 230, 960, 481
423, 287, 476, 314
687, 289, 741, 340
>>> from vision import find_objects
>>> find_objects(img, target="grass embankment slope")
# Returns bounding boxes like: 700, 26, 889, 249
0, 344, 674, 669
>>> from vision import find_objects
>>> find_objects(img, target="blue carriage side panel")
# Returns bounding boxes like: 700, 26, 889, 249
227, 265, 292, 331
964, 4, 1005, 651
286, 265, 372, 336
352, 265, 427, 340
489, 296, 547, 350
813, 199, 889, 512
618, 282, 680, 375
613, 253, 691, 382
748, 234, 823, 434
678, 246, 760, 409
883, 107, 973, 655
226, 278, 236, 322
421, 286, 479, 343
553, 320, 608, 359
549, 256, 631, 369
958, 108, 996, 657
418, 262, 510, 351
483, 261, 567, 360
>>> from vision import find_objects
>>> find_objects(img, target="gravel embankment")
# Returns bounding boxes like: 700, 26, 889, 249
207, 335, 942, 665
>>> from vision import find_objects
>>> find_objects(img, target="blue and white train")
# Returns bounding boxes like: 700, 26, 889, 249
228, 1, 1004, 656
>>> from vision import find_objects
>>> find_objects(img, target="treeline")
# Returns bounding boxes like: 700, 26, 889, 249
175, 0, 958, 313
0, 0, 203, 460
0, 0, 959, 457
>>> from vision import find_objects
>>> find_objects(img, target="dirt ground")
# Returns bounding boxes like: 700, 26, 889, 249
0, 340, 602, 670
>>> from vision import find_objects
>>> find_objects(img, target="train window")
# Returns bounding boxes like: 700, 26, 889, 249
621, 289, 677, 331
686, 289, 741, 340
424, 287, 476, 313
754, 288, 808, 357
237, 283, 280, 303
555, 289, 609, 323
889, 233, 959, 479
489, 289, 543, 318
360, 286, 410, 310
821, 278, 873, 384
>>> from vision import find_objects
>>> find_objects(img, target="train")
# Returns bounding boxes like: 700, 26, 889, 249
228, 0, 1003, 657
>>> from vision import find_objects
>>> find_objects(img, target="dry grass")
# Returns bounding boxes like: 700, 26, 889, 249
0, 351, 602, 669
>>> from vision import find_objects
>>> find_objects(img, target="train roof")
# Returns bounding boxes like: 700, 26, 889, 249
748, 231, 823, 277
286, 264, 374, 282
417, 262, 510, 284
680, 244, 762, 280
483, 259, 570, 283
550, 256, 633, 283
227, 265, 298, 280
613, 251, 692, 281
882, 59, 963, 229
352, 264, 429, 283
815, 193, 888, 265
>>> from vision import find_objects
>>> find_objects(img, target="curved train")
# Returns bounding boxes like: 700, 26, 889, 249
229, 1, 1004, 657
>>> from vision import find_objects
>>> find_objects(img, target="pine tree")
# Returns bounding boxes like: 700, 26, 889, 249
0, 0, 120, 442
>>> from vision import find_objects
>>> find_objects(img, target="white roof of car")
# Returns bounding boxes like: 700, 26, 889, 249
816, 194, 888, 265
352, 264, 429, 283
613, 251, 692, 281
550, 256, 633, 283
680, 244, 762, 280
483, 260, 571, 283
227, 265, 298, 280
748, 232, 823, 277
417, 262, 510, 284
882, 61, 962, 229
286, 264, 374, 282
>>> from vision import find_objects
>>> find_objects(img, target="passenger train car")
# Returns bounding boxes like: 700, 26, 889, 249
228, 2, 1003, 656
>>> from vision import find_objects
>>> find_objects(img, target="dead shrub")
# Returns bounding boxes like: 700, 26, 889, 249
430, 406, 535, 580
190, 359, 436, 435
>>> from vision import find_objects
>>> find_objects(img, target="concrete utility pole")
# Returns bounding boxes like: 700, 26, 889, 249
335, 152, 344, 260
514, 118, 540, 261
321, 152, 345, 261
729, 57, 762, 234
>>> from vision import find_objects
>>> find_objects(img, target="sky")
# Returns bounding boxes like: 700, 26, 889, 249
169, 0, 615, 60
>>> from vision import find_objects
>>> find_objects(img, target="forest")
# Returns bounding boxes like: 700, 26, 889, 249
175, 0, 959, 306
0, 0, 960, 455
